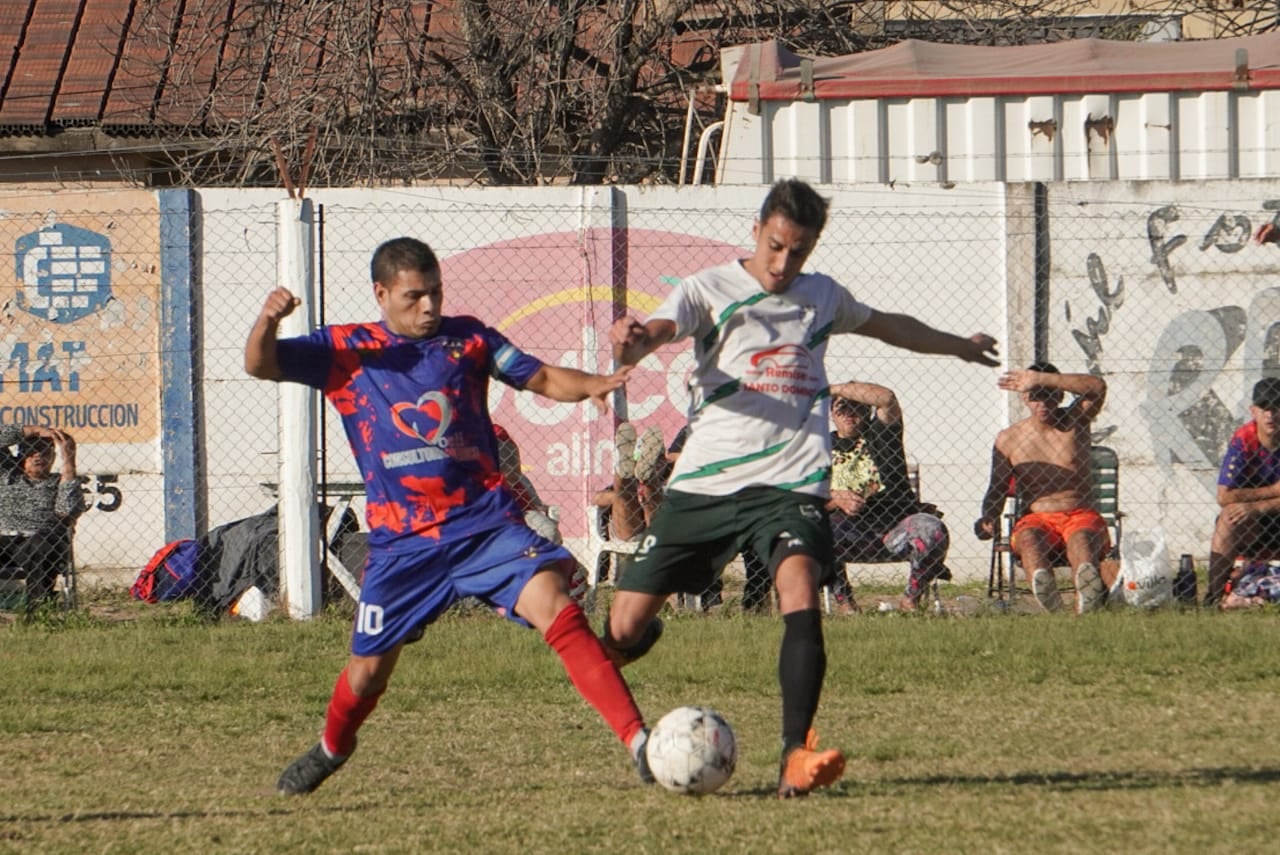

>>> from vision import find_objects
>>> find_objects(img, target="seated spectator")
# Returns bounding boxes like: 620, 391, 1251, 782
974, 363, 1111, 614
493, 423, 560, 543
0, 425, 86, 610
593, 422, 670, 543
1219, 560, 1280, 610
1206, 377, 1280, 606
594, 423, 765, 611
824, 383, 950, 613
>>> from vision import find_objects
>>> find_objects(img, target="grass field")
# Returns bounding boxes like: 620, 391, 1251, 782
2, 591, 1278, 854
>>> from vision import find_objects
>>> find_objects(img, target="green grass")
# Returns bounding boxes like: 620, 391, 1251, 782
2, 595, 1278, 854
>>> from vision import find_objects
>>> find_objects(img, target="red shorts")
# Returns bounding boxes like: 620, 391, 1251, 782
1010, 508, 1111, 555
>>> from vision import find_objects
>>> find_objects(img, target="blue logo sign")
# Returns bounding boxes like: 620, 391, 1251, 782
14, 224, 112, 324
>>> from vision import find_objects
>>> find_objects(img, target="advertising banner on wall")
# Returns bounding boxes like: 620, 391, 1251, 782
0, 193, 159, 446
438, 226, 745, 539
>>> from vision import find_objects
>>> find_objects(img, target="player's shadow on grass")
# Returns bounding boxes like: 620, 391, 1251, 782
0, 803, 372, 825
727, 765, 1280, 799
881, 765, 1280, 792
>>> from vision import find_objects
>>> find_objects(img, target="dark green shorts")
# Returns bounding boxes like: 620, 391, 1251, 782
616, 486, 835, 595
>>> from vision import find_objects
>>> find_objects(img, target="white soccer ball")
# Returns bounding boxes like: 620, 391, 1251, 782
645, 705, 737, 795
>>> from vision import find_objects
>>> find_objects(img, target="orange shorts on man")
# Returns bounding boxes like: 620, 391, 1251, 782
1010, 508, 1111, 556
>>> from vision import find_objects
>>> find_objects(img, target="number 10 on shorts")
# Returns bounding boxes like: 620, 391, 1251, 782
357, 602, 385, 635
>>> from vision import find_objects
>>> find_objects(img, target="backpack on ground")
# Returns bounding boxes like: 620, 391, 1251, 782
130, 539, 201, 603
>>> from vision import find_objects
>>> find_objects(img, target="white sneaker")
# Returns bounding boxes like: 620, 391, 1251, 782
634, 426, 665, 484
1032, 568, 1063, 613
1075, 563, 1106, 614
614, 423, 637, 479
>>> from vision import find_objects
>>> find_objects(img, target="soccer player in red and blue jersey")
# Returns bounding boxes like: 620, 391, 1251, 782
246, 236, 653, 794
1207, 376, 1280, 605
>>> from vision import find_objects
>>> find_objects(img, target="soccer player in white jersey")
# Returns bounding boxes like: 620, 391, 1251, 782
603, 178, 999, 798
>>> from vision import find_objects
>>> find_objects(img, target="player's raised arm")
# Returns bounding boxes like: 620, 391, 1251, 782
245, 288, 301, 380
525, 364, 634, 409
610, 316, 677, 367
856, 310, 999, 367
827, 380, 901, 424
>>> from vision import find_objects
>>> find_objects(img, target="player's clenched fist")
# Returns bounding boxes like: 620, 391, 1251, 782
245, 288, 301, 378
260, 287, 301, 323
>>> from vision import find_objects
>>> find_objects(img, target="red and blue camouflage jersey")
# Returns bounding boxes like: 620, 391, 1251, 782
1218, 421, 1280, 490
276, 316, 543, 551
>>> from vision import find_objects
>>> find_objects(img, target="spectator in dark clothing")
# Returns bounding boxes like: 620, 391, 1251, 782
0, 425, 86, 609
825, 384, 950, 613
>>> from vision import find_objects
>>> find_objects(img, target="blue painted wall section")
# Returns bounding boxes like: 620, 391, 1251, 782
159, 189, 206, 541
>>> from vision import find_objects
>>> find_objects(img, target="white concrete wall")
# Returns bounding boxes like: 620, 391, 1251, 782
719, 90, 1280, 187
193, 183, 1010, 581
1044, 178, 1280, 564
62, 177, 1280, 586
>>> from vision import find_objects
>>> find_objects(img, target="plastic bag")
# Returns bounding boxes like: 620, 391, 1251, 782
1118, 529, 1174, 608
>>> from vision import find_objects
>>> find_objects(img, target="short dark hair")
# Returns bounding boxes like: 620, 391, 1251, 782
370, 237, 440, 286
759, 179, 829, 234
1027, 361, 1060, 374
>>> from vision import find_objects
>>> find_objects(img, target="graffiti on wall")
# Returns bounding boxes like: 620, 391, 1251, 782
1061, 199, 1280, 497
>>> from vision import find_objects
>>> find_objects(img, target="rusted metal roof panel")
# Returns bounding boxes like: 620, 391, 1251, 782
101, 0, 167, 122
0, 4, 35, 117
0, 0, 78, 126
54, 0, 128, 122
200, 3, 268, 126
148, 1, 223, 127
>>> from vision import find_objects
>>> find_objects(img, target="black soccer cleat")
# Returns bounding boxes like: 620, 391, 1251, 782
276, 738, 354, 795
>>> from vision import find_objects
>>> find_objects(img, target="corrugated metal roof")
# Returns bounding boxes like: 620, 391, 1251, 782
2, 0, 144, 131
0, 0, 443, 135
730, 33, 1280, 102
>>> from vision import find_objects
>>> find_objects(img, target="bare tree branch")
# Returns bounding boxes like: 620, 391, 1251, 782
116, 0, 1278, 188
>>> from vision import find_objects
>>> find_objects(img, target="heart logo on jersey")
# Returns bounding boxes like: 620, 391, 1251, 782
391, 391, 453, 444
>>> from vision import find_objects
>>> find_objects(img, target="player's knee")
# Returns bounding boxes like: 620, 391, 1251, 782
602, 604, 646, 649
908, 513, 949, 553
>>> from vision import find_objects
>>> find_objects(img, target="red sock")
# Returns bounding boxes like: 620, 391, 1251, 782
321, 667, 382, 757
544, 603, 645, 746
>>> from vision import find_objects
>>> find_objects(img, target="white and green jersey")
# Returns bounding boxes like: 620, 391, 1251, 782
653, 260, 873, 497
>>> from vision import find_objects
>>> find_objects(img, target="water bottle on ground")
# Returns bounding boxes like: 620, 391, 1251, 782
1173, 554, 1197, 604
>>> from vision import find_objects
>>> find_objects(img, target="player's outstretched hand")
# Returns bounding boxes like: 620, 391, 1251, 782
586, 365, 634, 413
260, 288, 300, 324
960, 333, 1000, 367
609, 316, 648, 348
1256, 223, 1279, 245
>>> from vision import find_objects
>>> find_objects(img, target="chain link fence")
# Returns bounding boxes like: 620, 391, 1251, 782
1, 181, 1276, 617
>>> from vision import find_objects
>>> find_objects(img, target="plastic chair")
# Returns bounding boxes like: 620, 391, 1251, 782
585, 503, 640, 610
0, 522, 77, 611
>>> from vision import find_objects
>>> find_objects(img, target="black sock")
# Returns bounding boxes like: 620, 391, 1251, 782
779, 608, 825, 754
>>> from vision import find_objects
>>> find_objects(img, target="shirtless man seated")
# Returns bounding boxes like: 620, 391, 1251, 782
974, 363, 1111, 614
